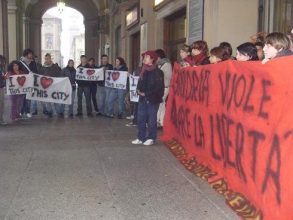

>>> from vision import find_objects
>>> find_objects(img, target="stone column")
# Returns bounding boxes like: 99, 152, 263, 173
0, 0, 9, 59
84, 18, 100, 62
28, 18, 42, 59
7, 0, 18, 60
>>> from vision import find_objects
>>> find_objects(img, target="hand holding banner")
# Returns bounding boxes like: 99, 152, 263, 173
105, 70, 128, 90
76, 67, 104, 81
129, 75, 139, 102
6, 74, 34, 95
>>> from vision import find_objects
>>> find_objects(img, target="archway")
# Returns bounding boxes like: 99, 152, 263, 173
25, 0, 101, 62
41, 7, 85, 67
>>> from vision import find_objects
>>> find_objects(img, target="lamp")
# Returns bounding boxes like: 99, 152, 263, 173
57, 0, 65, 13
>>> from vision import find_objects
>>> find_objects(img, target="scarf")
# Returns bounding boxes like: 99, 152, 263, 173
140, 64, 156, 79
193, 53, 206, 66
157, 58, 170, 67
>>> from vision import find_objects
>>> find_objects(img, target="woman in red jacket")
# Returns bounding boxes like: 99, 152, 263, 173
191, 40, 210, 66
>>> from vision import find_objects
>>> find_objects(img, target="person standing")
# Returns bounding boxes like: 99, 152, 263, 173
88, 58, 99, 114
19, 48, 38, 118
62, 59, 76, 118
132, 51, 165, 146
0, 55, 7, 125
6, 61, 26, 122
107, 57, 128, 118
155, 49, 172, 128
98, 54, 113, 116
38, 53, 64, 118
76, 55, 92, 117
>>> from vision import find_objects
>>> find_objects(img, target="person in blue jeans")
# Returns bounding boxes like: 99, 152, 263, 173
107, 57, 128, 119
62, 59, 76, 117
132, 51, 165, 146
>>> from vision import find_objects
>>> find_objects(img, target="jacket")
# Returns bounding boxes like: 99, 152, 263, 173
62, 66, 76, 89
0, 68, 5, 88
19, 57, 38, 74
137, 67, 165, 104
38, 63, 63, 77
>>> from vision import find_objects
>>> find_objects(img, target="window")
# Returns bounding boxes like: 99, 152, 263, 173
273, 0, 293, 33
45, 34, 53, 50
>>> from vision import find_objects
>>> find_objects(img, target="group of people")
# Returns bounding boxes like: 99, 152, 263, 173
0, 31, 292, 146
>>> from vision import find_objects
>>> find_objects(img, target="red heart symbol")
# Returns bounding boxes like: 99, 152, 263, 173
112, 71, 120, 81
17, 76, 26, 87
86, 69, 95, 76
40, 77, 53, 89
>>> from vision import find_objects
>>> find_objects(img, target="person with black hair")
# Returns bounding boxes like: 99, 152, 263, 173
155, 49, 172, 128
88, 57, 99, 114
6, 61, 26, 121
98, 54, 113, 116
236, 42, 258, 61
0, 55, 7, 125
76, 55, 92, 117
19, 48, 38, 118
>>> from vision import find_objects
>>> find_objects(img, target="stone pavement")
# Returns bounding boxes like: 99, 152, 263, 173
0, 102, 238, 220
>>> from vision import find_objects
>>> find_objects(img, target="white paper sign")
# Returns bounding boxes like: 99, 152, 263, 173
129, 75, 139, 102
76, 67, 104, 81
6, 74, 34, 95
26, 74, 72, 105
105, 70, 128, 90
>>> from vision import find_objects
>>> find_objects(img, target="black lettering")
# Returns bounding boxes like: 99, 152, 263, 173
194, 114, 205, 148
243, 75, 255, 112
235, 123, 247, 182
258, 79, 271, 120
234, 75, 246, 107
210, 115, 221, 160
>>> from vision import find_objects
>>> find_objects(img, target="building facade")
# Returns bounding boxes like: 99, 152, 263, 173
0, 0, 293, 65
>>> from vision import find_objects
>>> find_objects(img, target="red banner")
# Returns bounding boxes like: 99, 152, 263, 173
162, 57, 293, 220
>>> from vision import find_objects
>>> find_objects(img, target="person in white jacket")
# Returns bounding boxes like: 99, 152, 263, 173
155, 49, 172, 128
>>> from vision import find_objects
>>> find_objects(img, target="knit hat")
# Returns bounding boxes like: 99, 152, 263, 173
142, 50, 158, 63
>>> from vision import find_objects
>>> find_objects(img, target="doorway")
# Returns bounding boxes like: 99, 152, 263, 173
131, 31, 141, 73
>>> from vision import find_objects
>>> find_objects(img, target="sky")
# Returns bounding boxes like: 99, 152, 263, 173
44, 6, 85, 64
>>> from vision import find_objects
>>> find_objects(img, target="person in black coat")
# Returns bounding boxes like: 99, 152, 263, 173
88, 57, 99, 114
132, 51, 165, 146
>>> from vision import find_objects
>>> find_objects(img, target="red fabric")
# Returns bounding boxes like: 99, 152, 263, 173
183, 56, 193, 66
192, 53, 207, 66
162, 57, 293, 220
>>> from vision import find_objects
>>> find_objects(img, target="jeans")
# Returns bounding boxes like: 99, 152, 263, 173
77, 86, 92, 114
90, 84, 98, 112
104, 87, 113, 115
97, 85, 106, 115
55, 103, 65, 114
107, 88, 126, 116
31, 100, 47, 114
68, 88, 76, 115
0, 88, 5, 122
132, 102, 138, 124
137, 100, 160, 142
21, 98, 31, 114
10, 94, 25, 120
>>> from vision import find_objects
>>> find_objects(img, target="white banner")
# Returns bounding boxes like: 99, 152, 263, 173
6, 74, 34, 95
105, 70, 128, 90
76, 67, 104, 81
26, 74, 72, 105
129, 75, 139, 102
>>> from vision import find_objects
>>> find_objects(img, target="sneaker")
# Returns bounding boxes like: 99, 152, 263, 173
143, 139, 154, 146
26, 113, 32, 118
131, 139, 143, 145
126, 115, 134, 120
126, 122, 137, 127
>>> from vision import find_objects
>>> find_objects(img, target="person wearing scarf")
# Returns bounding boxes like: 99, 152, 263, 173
132, 50, 165, 146
191, 40, 210, 66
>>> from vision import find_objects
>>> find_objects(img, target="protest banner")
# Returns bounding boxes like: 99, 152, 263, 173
6, 73, 34, 95
129, 75, 139, 102
162, 57, 293, 220
26, 74, 72, 105
105, 70, 128, 90
76, 67, 104, 81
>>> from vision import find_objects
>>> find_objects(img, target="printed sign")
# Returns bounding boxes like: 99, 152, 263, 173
105, 70, 128, 90
162, 58, 293, 220
76, 67, 104, 81
129, 75, 139, 102
26, 74, 72, 105
6, 74, 34, 95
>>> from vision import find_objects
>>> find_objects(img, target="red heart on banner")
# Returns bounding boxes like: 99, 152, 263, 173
40, 77, 53, 89
86, 69, 95, 76
112, 71, 120, 81
17, 76, 26, 87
